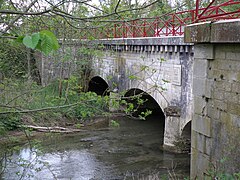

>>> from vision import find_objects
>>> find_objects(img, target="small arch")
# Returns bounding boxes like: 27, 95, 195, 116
123, 88, 165, 145
180, 121, 191, 152
88, 76, 110, 96
182, 121, 191, 139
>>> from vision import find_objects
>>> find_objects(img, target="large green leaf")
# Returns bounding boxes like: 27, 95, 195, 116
22, 33, 40, 49
17, 30, 59, 55
40, 34, 53, 55
40, 30, 59, 50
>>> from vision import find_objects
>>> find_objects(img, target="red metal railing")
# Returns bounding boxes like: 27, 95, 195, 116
80, 0, 240, 39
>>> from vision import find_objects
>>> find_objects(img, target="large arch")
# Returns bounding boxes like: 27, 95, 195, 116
88, 76, 110, 96
123, 88, 165, 145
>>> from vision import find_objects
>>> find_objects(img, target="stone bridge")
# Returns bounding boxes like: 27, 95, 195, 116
88, 37, 194, 150
39, 19, 240, 179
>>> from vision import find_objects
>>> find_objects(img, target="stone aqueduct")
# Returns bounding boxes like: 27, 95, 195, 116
39, 20, 240, 178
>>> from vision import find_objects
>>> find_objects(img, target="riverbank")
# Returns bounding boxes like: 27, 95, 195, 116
0, 113, 126, 147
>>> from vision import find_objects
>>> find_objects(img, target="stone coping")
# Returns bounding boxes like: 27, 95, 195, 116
59, 36, 192, 46
184, 19, 240, 43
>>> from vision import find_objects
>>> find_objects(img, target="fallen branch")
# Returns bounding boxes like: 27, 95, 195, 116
23, 125, 85, 133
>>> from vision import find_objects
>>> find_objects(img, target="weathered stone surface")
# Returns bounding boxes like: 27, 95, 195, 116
92, 36, 192, 46
192, 114, 211, 137
164, 116, 181, 147
211, 20, 240, 43
164, 106, 181, 117
190, 39, 240, 178
190, 148, 210, 179
193, 59, 209, 78
194, 44, 214, 60
193, 96, 207, 115
184, 21, 211, 43
185, 19, 240, 43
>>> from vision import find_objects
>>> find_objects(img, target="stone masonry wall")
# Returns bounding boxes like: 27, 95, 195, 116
185, 20, 240, 178
91, 37, 194, 148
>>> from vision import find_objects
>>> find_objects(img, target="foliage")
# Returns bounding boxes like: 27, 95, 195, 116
109, 120, 120, 127
0, 40, 28, 79
205, 157, 240, 180
0, 76, 110, 131
17, 30, 59, 55
0, 114, 21, 135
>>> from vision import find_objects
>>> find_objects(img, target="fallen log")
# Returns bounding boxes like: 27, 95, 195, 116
23, 125, 85, 133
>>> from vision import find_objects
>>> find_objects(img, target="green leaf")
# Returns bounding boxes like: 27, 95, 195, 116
40, 34, 53, 55
31, 33, 40, 48
40, 30, 59, 50
22, 33, 40, 49
22, 35, 32, 48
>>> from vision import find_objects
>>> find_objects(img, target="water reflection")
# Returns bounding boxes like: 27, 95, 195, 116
1, 116, 190, 179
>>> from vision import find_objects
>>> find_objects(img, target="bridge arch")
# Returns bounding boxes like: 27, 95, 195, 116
180, 121, 191, 152
88, 76, 110, 96
123, 88, 165, 144
181, 121, 191, 138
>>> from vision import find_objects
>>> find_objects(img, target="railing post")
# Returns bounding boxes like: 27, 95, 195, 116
114, 24, 117, 38
172, 15, 175, 36
132, 20, 135, 38
143, 20, 146, 37
196, 0, 200, 21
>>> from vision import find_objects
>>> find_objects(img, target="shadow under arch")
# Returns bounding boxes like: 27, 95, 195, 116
123, 88, 165, 145
88, 76, 110, 96
180, 121, 191, 152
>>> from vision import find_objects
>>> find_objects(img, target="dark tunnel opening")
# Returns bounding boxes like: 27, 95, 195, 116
123, 88, 165, 145
88, 76, 110, 96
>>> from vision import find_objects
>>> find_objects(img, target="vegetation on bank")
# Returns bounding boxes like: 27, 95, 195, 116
0, 40, 150, 136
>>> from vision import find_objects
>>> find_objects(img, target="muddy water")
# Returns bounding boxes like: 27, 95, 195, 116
0, 116, 190, 179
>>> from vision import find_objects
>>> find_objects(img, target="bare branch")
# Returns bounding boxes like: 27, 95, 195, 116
1, 0, 38, 35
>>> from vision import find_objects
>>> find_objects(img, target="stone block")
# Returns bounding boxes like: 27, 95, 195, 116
196, 133, 205, 153
213, 90, 224, 100
205, 79, 213, 98
193, 59, 209, 78
214, 100, 228, 112
211, 20, 240, 43
205, 137, 212, 156
184, 21, 211, 43
224, 92, 239, 104
191, 130, 198, 149
214, 81, 232, 92
228, 103, 240, 116
215, 50, 226, 60
164, 116, 181, 147
232, 83, 240, 93
231, 114, 240, 128
207, 106, 220, 120
193, 78, 206, 97
193, 114, 211, 137
194, 96, 207, 115
213, 60, 240, 71
191, 148, 211, 179
194, 44, 214, 60
226, 52, 240, 61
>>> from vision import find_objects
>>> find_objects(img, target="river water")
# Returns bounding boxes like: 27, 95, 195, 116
0, 116, 190, 180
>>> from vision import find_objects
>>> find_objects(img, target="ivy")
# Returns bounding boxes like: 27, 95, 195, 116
17, 30, 59, 55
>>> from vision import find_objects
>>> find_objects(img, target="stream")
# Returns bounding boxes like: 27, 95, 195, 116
0, 116, 190, 179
